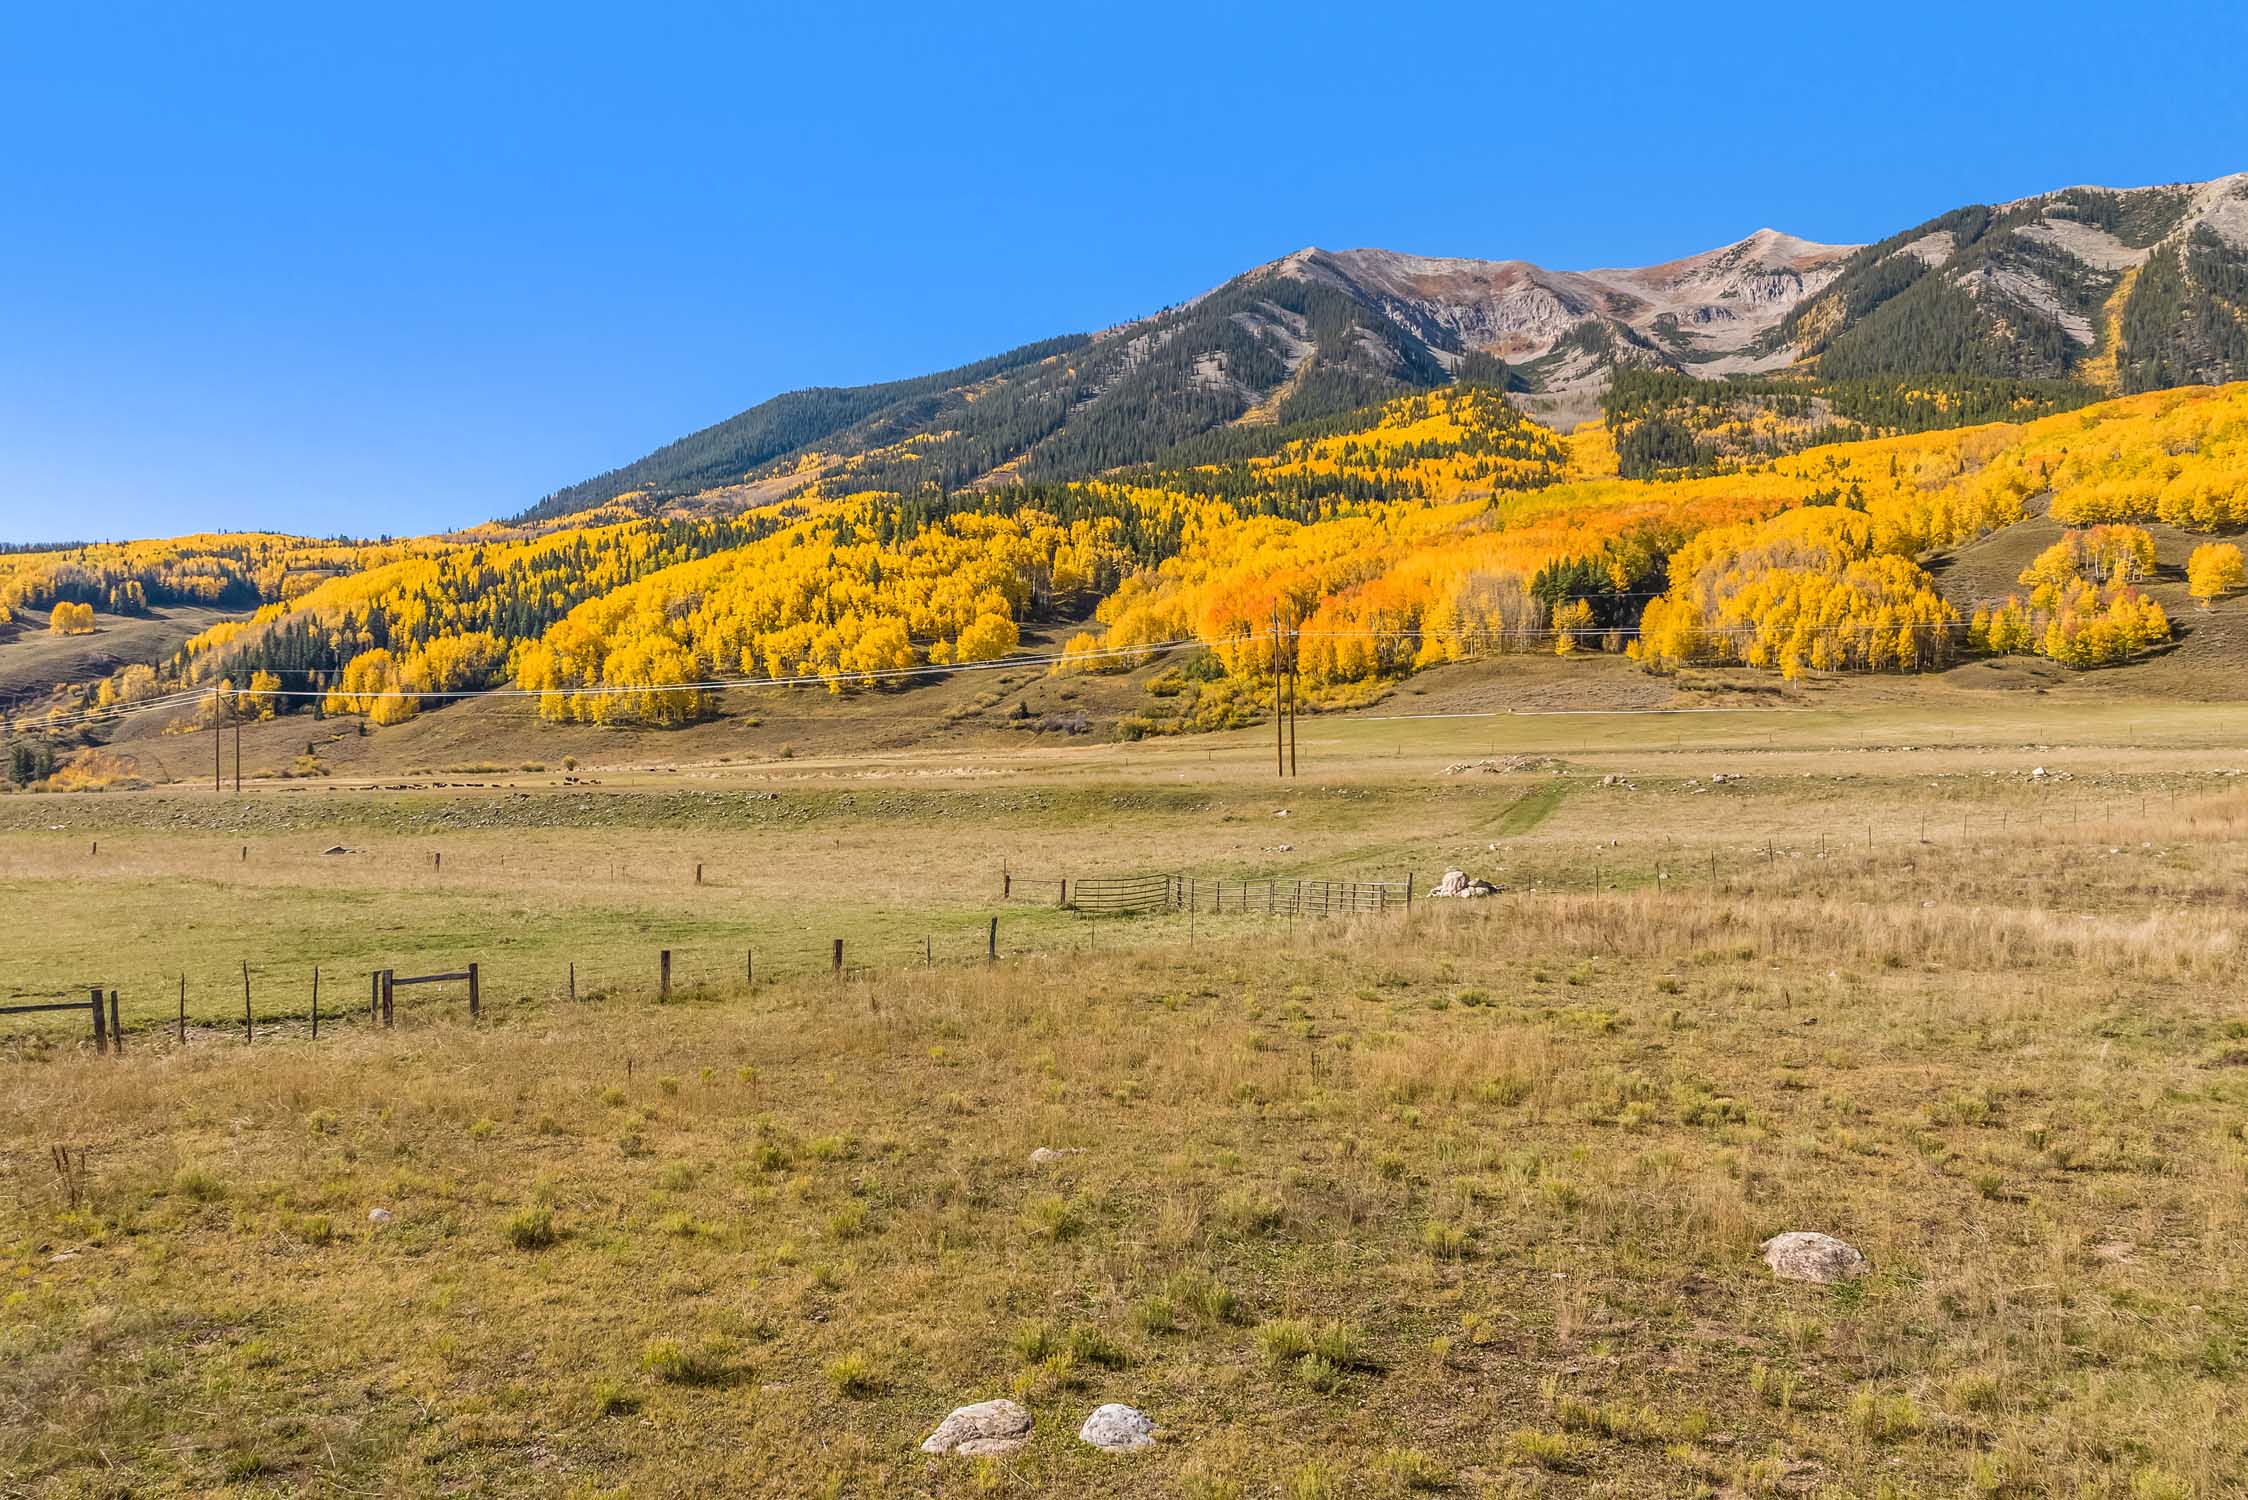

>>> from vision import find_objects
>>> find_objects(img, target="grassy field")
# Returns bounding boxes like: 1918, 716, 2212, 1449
0, 605, 236, 701
4, 683, 2248, 1497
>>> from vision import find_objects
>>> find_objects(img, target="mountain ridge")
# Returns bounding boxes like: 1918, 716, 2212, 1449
513, 172, 2248, 526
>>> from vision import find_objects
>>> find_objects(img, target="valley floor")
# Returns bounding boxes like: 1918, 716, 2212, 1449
4, 688, 2247, 1497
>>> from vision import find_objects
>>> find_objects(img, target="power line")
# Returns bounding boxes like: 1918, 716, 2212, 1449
0, 614, 2032, 741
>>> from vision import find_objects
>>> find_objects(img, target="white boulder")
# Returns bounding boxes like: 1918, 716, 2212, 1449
922, 1398, 1033, 1457
1078, 1403, 1156, 1452
1760, 1231, 1869, 1284
1431, 869, 1499, 898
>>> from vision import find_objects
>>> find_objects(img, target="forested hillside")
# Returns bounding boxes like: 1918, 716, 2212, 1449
7, 172, 2248, 773
1764, 177, 2248, 391
11, 373, 2247, 768
512, 335, 1091, 525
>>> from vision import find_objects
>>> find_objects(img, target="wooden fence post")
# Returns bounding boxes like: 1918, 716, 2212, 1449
832, 938, 844, 975
1058, 878, 1067, 908
178, 976, 187, 1045
694, 863, 703, 886
467, 962, 480, 1019
1405, 872, 1414, 910
382, 970, 394, 1027
659, 950, 671, 1000
91, 987, 107, 1054
745, 951, 753, 987
242, 961, 252, 1044
987, 916, 998, 961
569, 962, 576, 1001
924, 936, 932, 968
311, 967, 320, 1038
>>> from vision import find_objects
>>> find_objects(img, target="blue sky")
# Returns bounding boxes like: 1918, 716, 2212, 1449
3, 1, 2243, 542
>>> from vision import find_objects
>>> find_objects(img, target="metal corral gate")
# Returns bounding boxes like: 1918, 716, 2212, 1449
1058, 873, 1412, 918
1193, 875, 1410, 917
1068, 873, 1184, 914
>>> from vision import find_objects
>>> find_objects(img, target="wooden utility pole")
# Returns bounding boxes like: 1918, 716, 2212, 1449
1286, 613, 1298, 779
1273, 606, 1285, 779
232, 691, 241, 795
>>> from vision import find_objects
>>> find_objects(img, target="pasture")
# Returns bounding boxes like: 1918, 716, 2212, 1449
4, 685, 2247, 1497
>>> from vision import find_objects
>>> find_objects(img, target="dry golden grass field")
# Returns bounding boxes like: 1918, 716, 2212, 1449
5, 680, 2248, 1498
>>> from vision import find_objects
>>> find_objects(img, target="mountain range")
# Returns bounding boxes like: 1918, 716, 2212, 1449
521, 171, 2246, 525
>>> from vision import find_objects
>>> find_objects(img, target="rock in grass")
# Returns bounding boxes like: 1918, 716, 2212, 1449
921, 1398, 1032, 1457
1432, 869, 1498, 899
1760, 1231, 1868, 1283
1029, 1147, 1083, 1166
1078, 1403, 1156, 1453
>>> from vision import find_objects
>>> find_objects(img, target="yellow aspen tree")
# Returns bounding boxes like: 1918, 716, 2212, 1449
2187, 542, 2245, 605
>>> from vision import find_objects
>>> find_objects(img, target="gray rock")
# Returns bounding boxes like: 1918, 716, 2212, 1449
368, 1207, 393, 1224
1760, 1231, 1868, 1283
921, 1398, 1032, 1457
1029, 1147, 1083, 1166
1432, 868, 1498, 899
1078, 1403, 1156, 1452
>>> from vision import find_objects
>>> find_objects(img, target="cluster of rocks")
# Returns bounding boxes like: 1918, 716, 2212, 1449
921, 1399, 1155, 1458
1430, 868, 1501, 899
913, 1234, 1862, 1463
1441, 755, 1569, 776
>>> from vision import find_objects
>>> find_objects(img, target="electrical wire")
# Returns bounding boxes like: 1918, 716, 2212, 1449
0, 616, 1993, 738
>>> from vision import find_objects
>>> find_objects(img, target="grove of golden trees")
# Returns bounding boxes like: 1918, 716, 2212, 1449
17, 381, 2248, 747
47, 601, 96, 635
